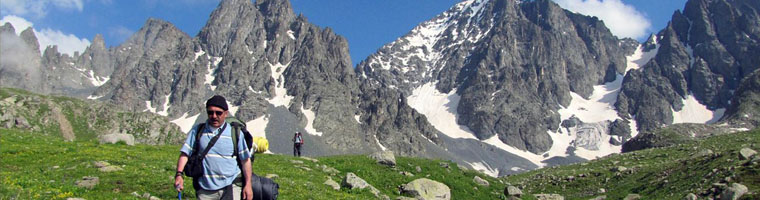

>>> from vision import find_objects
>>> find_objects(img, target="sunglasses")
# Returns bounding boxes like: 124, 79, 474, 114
206, 110, 224, 116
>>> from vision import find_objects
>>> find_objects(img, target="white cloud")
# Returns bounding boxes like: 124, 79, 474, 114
1, 15, 90, 56
0, 0, 83, 18
553, 0, 651, 40
36, 28, 90, 56
0, 15, 33, 35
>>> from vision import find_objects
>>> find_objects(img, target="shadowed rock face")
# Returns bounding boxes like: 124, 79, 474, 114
0, 23, 114, 98
357, 0, 627, 154
616, 0, 760, 132
91, 0, 365, 155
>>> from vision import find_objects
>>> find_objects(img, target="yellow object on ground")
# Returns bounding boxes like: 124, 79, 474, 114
252, 136, 269, 153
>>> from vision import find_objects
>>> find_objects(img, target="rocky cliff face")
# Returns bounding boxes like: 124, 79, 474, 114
357, 0, 627, 154
616, 0, 760, 132
0, 23, 113, 98
0, 25, 44, 93
92, 0, 367, 155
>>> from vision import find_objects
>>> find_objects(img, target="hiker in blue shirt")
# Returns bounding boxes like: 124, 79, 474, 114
174, 95, 253, 200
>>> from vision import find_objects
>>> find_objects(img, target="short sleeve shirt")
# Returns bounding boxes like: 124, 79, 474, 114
180, 121, 251, 190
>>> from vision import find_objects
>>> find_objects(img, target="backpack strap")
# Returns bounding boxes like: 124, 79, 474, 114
191, 123, 205, 156
231, 122, 240, 160
229, 121, 251, 188
197, 123, 227, 160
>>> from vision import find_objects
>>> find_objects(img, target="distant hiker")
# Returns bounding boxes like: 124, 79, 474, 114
174, 95, 254, 200
292, 132, 304, 157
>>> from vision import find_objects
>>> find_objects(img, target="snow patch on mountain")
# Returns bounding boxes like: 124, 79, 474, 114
205, 56, 223, 91
558, 74, 622, 123
87, 70, 109, 86
143, 95, 170, 116
483, 135, 545, 167
246, 115, 268, 138
87, 94, 104, 100
301, 106, 323, 136
267, 62, 293, 107
407, 82, 477, 140
626, 45, 658, 72
286, 30, 296, 40
194, 49, 206, 61
671, 94, 726, 124
157, 95, 170, 116
354, 114, 361, 124
467, 161, 498, 177
375, 135, 387, 151
362, 0, 491, 79
171, 112, 200, 133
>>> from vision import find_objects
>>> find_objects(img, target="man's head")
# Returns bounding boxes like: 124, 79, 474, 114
205, 95, 229, 128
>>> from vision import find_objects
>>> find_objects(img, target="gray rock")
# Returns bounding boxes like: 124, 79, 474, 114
720, 183, 748, 200
504, 186, 522, 197
694, 149, 715, 158
623, 194, 641, 200
416, 166, 422, 173
473, 176, 489, 186
99, 166, 123, 172
291, 160, 304, 165
589, 196, 606, 200
611, 166, 628, 172
534, 194, 564, 200
739, 148, 757, 160
320, 165, 339, 175
338, 173, 384, 199
439, 162, 449, 169
400, 171, 414, 177
400, 178, 450, 200
74, 176, 99, 189
14, 117, 30, 129
341, 173, 370, 189
93, 161, 110, 168
0, 112, 12, 123
98, 133, 135, 146
324, 178, 340, 190
370, 151, 396, 167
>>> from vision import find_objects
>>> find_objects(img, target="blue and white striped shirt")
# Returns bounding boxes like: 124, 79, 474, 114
181, 121, 251, 190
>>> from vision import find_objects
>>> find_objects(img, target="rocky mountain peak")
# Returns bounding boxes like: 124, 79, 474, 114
256, 0, 295, 23
617, 0, 759, 132
359, 0, 627, 155
19, 27, 40, 55
127, 18, 190, 50
0, 23, 15, 35
91, 34, 106, 50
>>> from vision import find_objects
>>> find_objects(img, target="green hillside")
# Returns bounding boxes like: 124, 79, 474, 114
1, 88, 758, 199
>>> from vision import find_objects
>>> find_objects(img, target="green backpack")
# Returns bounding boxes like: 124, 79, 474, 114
227, 116, 253, 157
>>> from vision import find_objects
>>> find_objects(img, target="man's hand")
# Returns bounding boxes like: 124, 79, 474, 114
242, 184, 253, 200
174, 176, 184, 192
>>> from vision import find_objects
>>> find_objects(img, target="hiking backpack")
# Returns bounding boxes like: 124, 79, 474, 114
227, 116, 254, 154
228, 116, 279, 200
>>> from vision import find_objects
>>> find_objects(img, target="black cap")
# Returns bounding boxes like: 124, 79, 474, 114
206, 95, 228, 111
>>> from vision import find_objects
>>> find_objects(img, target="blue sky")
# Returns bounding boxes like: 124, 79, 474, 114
1, 0, 687, 66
